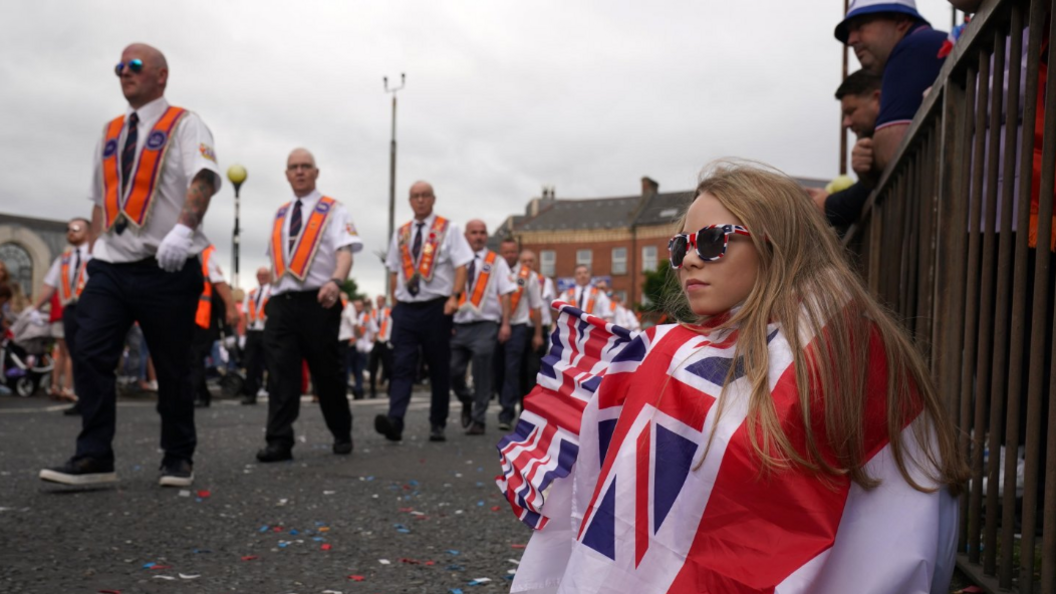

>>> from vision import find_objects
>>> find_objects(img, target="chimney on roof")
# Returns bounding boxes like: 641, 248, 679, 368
528, 185, 557, 217
641, 177, 659, 196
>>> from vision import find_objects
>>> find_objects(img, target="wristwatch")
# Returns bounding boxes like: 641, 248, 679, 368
329, 278, 343, 289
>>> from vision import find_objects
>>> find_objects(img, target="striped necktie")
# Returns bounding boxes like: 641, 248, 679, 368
288, 199, 303, 253
115, 112, 138, 234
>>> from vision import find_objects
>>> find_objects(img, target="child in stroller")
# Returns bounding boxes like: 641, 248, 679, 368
2, 308, 55, 397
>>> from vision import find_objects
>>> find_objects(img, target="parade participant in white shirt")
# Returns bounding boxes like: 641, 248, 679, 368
338, 293, 355, 396
240, 267, 272, 405
30, 218, 91, 408
40, 43, 220, 489
563, 264, 612, 320
368, 294, 393, 399
494, 240, 543, 431
351, 299, 376, 399
256, 148, 363, 463
519, 250, 555, 397
376, 181, 474, 442
190, 244, 239, 408
450, 220, 515, 436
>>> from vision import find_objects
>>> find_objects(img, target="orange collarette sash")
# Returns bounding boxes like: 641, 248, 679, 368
398, 216, 449, 287
195, 245, 216, 329
565, 286, 597, 314
248, 288, 269, 324
58, 250, 87, 305
271, 196, 337, 281
376, 307, 392, 341
101, 106, 188, 231
458, 251, 498, 312
508, 265, 533, 314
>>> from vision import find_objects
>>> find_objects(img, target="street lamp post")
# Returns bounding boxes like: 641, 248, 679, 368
227, 164, 248, 289
383, 73, 406, 302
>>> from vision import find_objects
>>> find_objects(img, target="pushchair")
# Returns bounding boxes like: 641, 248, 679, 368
1, 310, 55, 397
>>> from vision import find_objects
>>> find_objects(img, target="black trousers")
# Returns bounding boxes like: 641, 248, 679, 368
388, 298, 453, 431
369, 341, 392, 396
62, 303, 80, 394
73, 257, 201, 464
263, 290, 351, 449
241, 330, 267, 396
189, 325, 215, 404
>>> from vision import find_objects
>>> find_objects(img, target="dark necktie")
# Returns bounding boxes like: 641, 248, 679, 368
467, 254, 478, 294
255, 288, 263, 309
288, 199, 303, 253
578, 287, 585, 310
115, 112, 138, 234
73, 249, 81, 285
411, 222, 425, 260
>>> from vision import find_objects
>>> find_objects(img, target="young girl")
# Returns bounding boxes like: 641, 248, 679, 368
497, 161, 967, 594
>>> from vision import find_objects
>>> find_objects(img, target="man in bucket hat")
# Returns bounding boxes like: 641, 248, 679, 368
836, 0, 946, 184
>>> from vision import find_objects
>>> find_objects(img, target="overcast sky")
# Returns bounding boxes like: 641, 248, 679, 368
0, 0, 958, 297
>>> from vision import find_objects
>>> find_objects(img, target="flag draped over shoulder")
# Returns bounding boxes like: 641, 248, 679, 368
496, 302, 958, 594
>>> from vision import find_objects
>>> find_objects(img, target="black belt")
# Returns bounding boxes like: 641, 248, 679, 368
276, 289, 321, 300
455, 320, 499, 327
398, 297, 447, 308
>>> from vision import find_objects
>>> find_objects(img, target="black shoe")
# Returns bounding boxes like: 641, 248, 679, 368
466, 422, 486, 436
240, 395, 257, 405
429, 426, 446, 442
159, 459, 194, 487
62, 404, 81, 416
194, 399, 210, 408
256, 445, 293, 463
39, 457, 117, 486
352, 389, 365, 400
498, 421, 512, 431
460, 403, 472, 429
374, 414, 402, 442
333, 439, 353, 455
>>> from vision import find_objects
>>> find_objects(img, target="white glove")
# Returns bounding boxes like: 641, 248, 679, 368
156, 224, 195, 272
27, 308, 45, 326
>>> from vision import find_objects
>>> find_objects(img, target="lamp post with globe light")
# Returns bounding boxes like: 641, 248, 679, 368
227, 164, 248, 289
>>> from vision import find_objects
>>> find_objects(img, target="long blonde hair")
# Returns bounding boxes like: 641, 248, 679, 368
672, 160, 966, 493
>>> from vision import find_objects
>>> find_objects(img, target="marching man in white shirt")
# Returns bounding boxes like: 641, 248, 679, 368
377, 181, 474, 443
451, 221, 515, 436
255, 148, 363, 463
564, 264, 612, 320
30, 218, 92, 410
351, 299, 376, 400
40, 43, 220, 488
368, 295, 393, 399
240, 267, 272, 405
494, 239, 543, 431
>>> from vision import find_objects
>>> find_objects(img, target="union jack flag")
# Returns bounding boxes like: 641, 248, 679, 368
497, 302, 959, 594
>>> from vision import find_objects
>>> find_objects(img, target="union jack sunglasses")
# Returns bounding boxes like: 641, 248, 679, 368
668, 224, 752, 269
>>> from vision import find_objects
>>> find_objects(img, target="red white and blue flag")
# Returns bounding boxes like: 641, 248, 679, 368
497, 302, 957, 594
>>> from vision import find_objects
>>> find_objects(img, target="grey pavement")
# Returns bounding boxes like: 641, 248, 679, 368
0, 389, 531, 593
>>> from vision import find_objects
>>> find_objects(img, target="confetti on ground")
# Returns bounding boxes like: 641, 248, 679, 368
347, 575, 365, 581
507, 559, 520, 565
192, 548, 212, 554
178, 573, 200, 579
393, 523, 410, 533
178, 490, 191, 497
98, 590, 121, 594
196, 490, 211, 498
289, 529, 299, 536
241, 555, 258, 561
450, 590, 464, 594
447, 550, 460, 555
378, 559, 391, 565
468, 578, 492, 586
152, 575, 176, 580
323, 490, 336, 495
399, 558, 420, 565
447, 564, 465, 571
321, 544, 332, 551
322, 590, 343, 593
511, 544, 526, 549
259, 525, 269, 533
490, 506, 501, 512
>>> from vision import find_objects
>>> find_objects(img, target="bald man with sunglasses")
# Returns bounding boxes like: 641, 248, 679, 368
39, 43, 221, 489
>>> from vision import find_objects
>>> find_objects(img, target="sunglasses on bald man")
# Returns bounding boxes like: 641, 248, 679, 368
114, 59, 143, 76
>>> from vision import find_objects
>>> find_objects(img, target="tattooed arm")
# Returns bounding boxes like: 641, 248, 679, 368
178, 170, 218, 229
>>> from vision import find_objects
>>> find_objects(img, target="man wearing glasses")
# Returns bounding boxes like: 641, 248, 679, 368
39, 43, 221, 488
29, 218, 92, 413
376, 181, 474, 443
255, 148, 362, 463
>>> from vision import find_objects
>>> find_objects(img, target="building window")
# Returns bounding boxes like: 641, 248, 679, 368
540, 250, 556, 277
642, 245, 657, 272
611, 247, 627, 275
0, 242, 33, 295
576, 249, 592, 269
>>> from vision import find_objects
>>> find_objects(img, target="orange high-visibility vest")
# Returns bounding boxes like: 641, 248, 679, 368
100, 106, 188, 231
458, 251, 498, 312
508, 265, 533, 314
58, 249, 88, 305
271, 196, 337, 281
195, 245, 216, 329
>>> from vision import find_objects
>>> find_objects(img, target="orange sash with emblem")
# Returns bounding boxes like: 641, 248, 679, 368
375, 307, 392, 341
247, 288, 269, 324
458, 251, 498, 312
565, 286, 597, 314
271, 196, 337, 281
508, 265, 533, 314
195, 245, 216, 329
398, 216, 449, 287
58, 250, 88, 305
101, 106, 188, 231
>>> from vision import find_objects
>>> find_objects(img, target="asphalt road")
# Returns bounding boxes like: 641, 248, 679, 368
0, 389, 531, 593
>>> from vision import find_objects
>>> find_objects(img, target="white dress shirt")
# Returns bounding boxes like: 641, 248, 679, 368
268, 190, 364, 295
566, 284, 612, 320
354, 311, 377, 353
538, 276, 556, 327
88, 96, 221, 263
385, 212, 474, 303
453, 249, 516, 324
43, 243, 92, 302
339, 302, 357, 342
508, 266, 542, 326
243, 284, 272, 332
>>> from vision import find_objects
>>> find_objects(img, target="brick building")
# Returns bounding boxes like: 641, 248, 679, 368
494, 176, 826, 306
